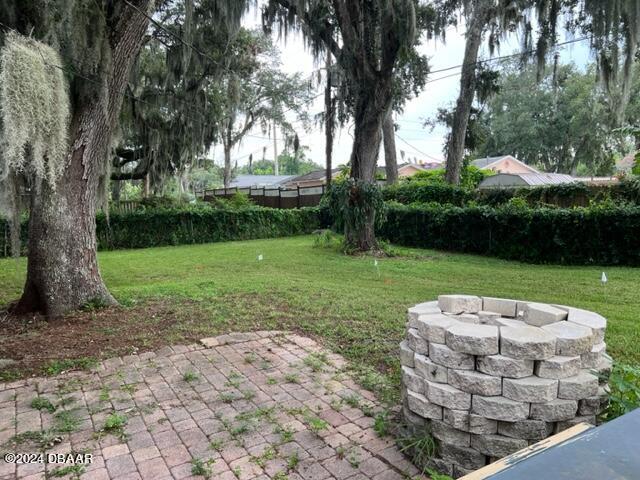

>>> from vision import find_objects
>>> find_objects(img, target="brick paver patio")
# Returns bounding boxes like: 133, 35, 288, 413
0, 331, 420, 480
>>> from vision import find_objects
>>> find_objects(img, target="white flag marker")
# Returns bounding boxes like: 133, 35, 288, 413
601, 272, 607, 284
258, 254, 263, 261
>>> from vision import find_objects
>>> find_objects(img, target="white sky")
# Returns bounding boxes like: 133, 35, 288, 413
214, 6, 592, 170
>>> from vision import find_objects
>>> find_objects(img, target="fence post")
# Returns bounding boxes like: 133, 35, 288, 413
297, 186, 300, 208
278, 188, 282, 209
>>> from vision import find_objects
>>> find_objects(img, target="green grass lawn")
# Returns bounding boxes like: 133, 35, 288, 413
1, 235, 639, 383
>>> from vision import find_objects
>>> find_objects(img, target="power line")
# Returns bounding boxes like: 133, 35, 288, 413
395, 133, 443, 162
123, 0, 590, 121
425, 71, 466, 84
427, 35, 590, 76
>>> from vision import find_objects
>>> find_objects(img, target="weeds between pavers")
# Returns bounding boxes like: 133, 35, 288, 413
303, 352, 331, 372
30, 396, 56, 413
336, 445, 362, 468
183, 371, 199, 382
191, 457, 214, 477
251, 445, 277, 467
94, 412, 128, 441
49, 464, 86, 479
274, 424, 295, 444
284, 372, 300, 384
4, 408, 82, 450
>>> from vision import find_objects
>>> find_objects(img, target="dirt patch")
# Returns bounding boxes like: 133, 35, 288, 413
0, 301, 177, 378
0, 292, 328, 381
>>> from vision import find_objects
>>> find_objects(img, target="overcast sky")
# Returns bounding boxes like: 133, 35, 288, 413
214, 6, 592, 170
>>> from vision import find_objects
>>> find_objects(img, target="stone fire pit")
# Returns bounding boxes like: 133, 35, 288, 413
399, 295, 612, 478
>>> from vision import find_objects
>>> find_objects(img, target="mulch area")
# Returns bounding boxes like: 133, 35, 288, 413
0, 301, 200, 379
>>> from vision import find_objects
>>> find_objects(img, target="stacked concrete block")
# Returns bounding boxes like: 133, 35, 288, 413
400, 295, 611, 479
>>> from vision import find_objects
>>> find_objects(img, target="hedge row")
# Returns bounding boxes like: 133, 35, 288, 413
383, 177, 640, 208
0, 207, 321, 257
4, 203, 640, 265
478, 179, 640, 207
378, 203, 640, 265
382, 182, 473, 206
98, 207, 321, 250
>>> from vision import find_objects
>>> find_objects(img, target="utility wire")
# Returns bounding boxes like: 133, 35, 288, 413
123, 1, 591, 116
395, 133, 443, 162
427, 36, 590, 76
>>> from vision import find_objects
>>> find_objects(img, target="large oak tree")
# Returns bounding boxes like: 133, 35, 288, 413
0, 0, 246, 316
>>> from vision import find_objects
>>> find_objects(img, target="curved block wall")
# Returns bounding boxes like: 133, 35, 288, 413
400, 295, 611, 478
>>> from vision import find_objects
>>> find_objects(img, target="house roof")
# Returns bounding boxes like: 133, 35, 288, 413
285, 162, 443, 185
229, 175, 295, 188
285, 168, 341, 183
398, 162, 443, 171
479, 173, 576, 189
472, 155, 539, 173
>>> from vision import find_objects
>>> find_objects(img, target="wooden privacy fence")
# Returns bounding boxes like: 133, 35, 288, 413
110, 200, 142, 214
198, 185, 326, 209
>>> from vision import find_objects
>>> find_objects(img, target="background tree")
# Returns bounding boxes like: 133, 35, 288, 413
427, 62, 499, 167
237, 149, 322, 176
431, 0, 533, 185
215, 32, 312, 187
475, 62, 638, 174
382, 2, 434, 185
110, 2, 245, 196
323, 52, 338, 186
534, 1, 640, 125
264, 0, 418, 251
441, 0, 640, 183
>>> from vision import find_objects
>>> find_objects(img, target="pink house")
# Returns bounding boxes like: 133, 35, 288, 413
472, 155, 539, 174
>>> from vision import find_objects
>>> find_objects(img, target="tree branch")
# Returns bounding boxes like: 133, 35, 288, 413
272, 0, 343, 60
110, 169, 148, 181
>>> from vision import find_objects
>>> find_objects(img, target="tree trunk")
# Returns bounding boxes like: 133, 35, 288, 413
14, 0, 153, 316
345, 86, 390, 251
350, 90, 387, 181
272, 120, 279, 175
445, 0, 491, 185
382, 109, 398, 185
223, 145, 232, 187
324, 52, 335, 186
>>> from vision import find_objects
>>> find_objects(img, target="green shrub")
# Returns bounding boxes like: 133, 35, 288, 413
211, 191, 254, 209
402, 166, 492, 189
386, 176, 640, 208
96, 206, 321, 251
478, 178, 640, 207
383, 182, 474, 206
1, 206, 321, 257
601, 362, 640, 421
138, 196, 187, 209
378, 202, 640, 265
